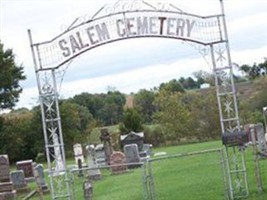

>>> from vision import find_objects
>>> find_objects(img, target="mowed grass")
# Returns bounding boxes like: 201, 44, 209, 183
18, 140, 267, 200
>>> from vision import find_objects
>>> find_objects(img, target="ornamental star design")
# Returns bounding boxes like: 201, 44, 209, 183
216, 48, 226, 62
232, 155, 238, 166
235, 179, 243, 191
224, 100, 233, 114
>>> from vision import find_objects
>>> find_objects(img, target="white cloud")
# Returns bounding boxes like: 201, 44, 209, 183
1, 0, 266, 109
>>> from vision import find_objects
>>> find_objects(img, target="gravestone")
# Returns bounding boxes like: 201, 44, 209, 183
100, 129, 113, 165
77, 159, 83, 177
34, 164, 49, 192
95, 144, 106, 167
123, 144, 141, 168
73, 144, 85, 164
86, 145, 101, 180
142, 144, 152, 156
10, 170, 28, 191
255, 123, 267, 154
0, 155, 10, 183
120, 131, 144, 151
0, 155, 16, 200
16, 160, 35, 182
109, 151, 127, 175
83, 180, 93, 200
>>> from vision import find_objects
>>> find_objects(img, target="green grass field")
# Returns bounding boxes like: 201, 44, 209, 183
17, 141, 267, 200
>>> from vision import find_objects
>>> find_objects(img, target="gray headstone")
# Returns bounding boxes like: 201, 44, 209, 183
83, 180, 93, 200
0, 155, 10, 182
86, 145, 102, 180
255, 123, 267, 153
142, 144, 152, 156
34, 164, 49, 192
86, 145, 96, 167
10, 170, 27, 190
124, 144, 140, 168
95, 144, 106, 167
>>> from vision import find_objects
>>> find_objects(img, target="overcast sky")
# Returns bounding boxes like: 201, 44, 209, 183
1, 0, 266, 109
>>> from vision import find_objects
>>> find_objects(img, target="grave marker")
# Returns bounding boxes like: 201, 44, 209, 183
16, 160, 35, 182
83, 180, 93, 200
0, 155, 16, 200
86, 145, 101, 180
10, 170, 28, 191
0, 155, 10, 183
109, 152, 127, 174
123, 144, 141, 168
73, 144, 85, 164
34, 164, 49, 192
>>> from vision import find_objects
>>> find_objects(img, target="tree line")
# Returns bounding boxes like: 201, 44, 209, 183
1, 41, 267, 162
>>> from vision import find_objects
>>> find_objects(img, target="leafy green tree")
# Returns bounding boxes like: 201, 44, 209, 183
120, 108, 142, 134
0, 109, 40, 162
193, 70, 215, 86
239, 59, 267, 79
0, 42, 26, 109
134, 89, 156, 123
181, 77, 198, 90
159, 79, 184, 93
71, 91, 125, 125
153, 90, 192, 142
59, 101, 94, 151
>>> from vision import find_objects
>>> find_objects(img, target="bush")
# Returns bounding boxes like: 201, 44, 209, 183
35, 152, 46, 163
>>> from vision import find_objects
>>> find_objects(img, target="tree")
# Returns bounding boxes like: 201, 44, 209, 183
120, 108, 142, 134
153, 90, 192, 142
159, 79, 184, 93
193, 70, 215, 86
0, 42, 26, 109
239, 59, 267, 79
134, 89, 156, 123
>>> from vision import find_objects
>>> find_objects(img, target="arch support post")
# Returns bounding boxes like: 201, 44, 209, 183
210, 1, 249, 198
28, 30, 73, 200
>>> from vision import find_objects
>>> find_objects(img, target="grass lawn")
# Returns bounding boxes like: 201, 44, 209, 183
16, 140, 267, 200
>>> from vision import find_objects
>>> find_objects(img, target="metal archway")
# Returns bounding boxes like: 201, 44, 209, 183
28, 0, 248, 199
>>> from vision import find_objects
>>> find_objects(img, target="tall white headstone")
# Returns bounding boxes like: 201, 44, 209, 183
73, 144, 85, 164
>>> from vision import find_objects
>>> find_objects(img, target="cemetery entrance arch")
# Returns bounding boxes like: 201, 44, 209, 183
28, 1, 248, 199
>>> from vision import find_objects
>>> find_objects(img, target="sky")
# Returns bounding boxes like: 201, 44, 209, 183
0, 0, 267, 109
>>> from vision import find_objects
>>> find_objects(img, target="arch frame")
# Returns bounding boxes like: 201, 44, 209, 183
28, 1, 248, 199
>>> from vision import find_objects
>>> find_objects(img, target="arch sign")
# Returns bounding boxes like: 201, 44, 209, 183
28, 1, 248, 200
32, 2, 224, 70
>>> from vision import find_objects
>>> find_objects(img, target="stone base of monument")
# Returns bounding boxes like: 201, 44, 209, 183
88, 169, 102, 181
0, 190, 16, 200
0, 182, 13, 193
25, 177, 35, 183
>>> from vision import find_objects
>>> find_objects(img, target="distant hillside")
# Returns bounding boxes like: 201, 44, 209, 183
124, 81, 255, 108
198, 81, 255, 101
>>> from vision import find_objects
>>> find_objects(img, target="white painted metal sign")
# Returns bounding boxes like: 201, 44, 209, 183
34, 10, 223, 70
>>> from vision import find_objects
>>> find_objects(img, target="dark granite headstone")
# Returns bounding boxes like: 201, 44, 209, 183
16, 160, 34, 182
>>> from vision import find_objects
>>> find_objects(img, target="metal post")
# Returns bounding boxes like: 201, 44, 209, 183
263, 107, 267, 133
28, 29, 56, 198
250, 126, 263, 193
28, 29, 72, 200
